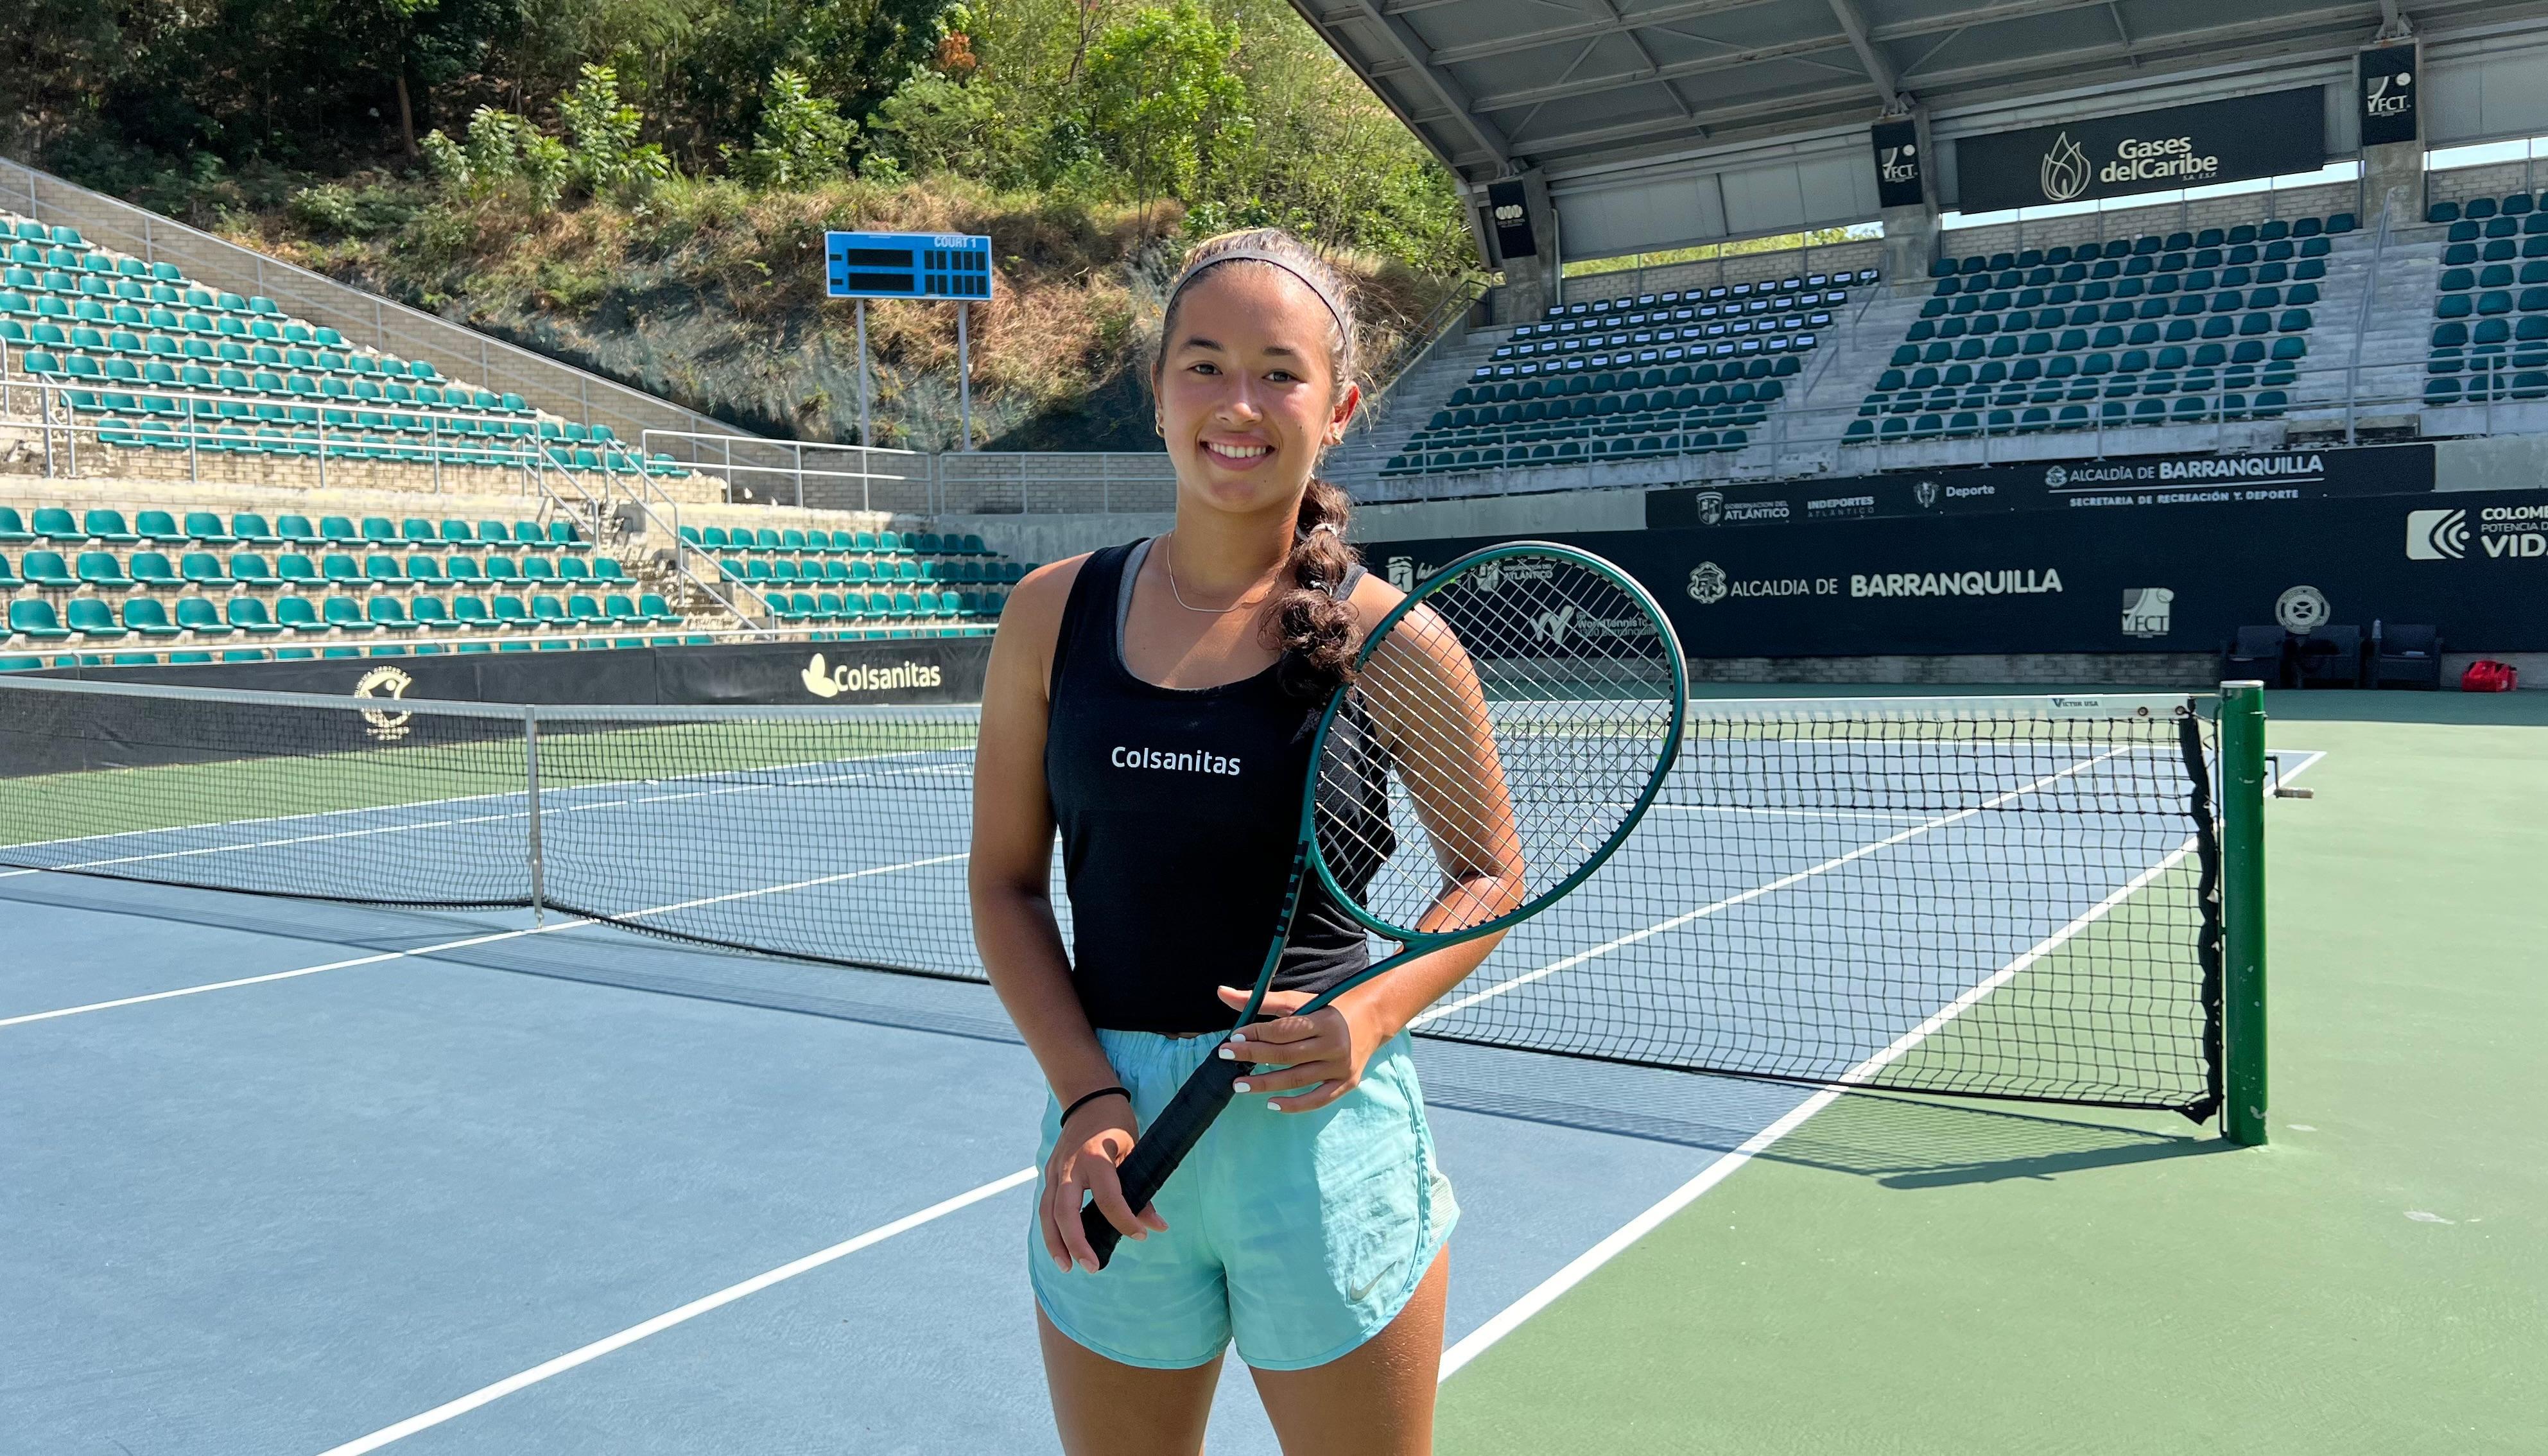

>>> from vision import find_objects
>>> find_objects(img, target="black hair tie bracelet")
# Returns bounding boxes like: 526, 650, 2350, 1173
1060, 1086, 1131, 1126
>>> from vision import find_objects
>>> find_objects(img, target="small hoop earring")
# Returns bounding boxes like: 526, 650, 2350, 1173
1152, 419, 1165, 437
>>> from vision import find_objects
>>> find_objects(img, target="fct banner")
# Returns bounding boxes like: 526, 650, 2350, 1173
1373, 487, 2548, 658
1955, 88, 2327, 213
1645, 444, 2434, 530
1872, 118, 1925, 209
2359, 44, 2420, 148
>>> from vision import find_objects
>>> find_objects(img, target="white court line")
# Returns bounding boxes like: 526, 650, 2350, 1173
312, 1168, 1038, 1456
1437, 745, 2330, 1381
1419, 742, 2135, 1027
0, 742, 973, 858
0, 851, 968, 1028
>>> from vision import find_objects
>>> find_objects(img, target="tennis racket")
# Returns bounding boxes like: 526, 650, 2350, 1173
1080, 541, 1687, 1268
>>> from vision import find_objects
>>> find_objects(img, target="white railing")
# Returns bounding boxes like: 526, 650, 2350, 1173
636, 428, 919, 511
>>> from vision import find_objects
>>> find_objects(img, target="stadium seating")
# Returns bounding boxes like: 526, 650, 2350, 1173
1, 488, 1023, 657
0, 207, 691, 483
2420, 189, 2548, 405
1379, 270, 1872, 475
1846, 216, 2353, 442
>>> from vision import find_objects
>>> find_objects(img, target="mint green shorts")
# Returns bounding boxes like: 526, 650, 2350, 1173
1030, 1027, 1459, 1372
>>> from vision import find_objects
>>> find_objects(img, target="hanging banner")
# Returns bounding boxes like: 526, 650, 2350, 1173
1645, 445, 2435, 531
1954, 88, 2327, 213
1486, 179, 1539, 262
1872, 118, 1927, 209
1371, 482, 2544, 659
2359, 45, 2420, 148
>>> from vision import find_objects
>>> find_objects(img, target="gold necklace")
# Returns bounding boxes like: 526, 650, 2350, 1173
1161, 534, 1281, 614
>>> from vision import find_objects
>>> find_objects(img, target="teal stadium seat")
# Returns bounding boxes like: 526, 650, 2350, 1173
8, 600, 71, 641
64, 598, 127, 639
122, 598, 181, 637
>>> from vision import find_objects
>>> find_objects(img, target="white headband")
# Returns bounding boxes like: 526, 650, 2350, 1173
1166, 248, 1347, 336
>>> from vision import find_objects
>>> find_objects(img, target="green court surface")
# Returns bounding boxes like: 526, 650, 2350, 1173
1439, 689, 2546, 1455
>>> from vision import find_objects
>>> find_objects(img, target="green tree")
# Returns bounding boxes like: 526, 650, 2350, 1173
557, 64, 670, 198
1079, 1, 1249, 227
742, 69, 858, 187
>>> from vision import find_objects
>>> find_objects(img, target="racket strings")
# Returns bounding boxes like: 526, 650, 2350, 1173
1317, 553, 1680, 938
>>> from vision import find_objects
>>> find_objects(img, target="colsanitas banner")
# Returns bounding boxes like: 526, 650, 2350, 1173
1955, 88, 2327, 213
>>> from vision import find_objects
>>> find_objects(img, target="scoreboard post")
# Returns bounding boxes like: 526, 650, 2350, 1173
824, 231, 996, 451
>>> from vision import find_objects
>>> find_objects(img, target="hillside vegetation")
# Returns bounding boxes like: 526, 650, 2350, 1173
3, 0, 1478, 450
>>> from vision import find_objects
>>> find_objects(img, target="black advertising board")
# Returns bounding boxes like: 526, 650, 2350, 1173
1955, 88, 2327, 213
29, 636, 994, 707
1647, 445, 2436, 530
1372, 485, 2548, 658
1872, 118, 1926, 209
2359, 44, 2420, 147
654, 636, 989, 705
1486, 179, 1539, 262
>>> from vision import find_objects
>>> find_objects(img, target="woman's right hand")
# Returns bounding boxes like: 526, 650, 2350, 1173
1042, 1093, 1165, 1272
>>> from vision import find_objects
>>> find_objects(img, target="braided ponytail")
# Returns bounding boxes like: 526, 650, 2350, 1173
1153, 228, 1369, 699
1269, 476, 1359, 699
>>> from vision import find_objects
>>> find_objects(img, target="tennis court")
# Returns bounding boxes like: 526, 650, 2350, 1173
4, 679, 2537, 1453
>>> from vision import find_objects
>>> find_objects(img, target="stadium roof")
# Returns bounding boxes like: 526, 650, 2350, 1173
1290, 0, 2548, 184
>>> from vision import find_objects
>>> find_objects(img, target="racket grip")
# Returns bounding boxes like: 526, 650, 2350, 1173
1080, 1051, 1249, 1270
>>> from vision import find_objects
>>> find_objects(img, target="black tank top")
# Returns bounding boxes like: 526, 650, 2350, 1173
1045, 540, 1371, 1032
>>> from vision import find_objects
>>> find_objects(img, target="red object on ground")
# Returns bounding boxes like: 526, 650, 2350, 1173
2460, 660, 2520, 692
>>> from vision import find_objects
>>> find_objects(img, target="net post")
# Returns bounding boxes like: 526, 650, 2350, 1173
524, 704, 545, 925
2219, 680, 2269, 1147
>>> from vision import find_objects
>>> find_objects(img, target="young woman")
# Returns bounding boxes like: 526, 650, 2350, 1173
968, 229, 1511, 1455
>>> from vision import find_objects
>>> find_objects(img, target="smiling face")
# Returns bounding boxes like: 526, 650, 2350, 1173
1154, 263, 1360, 519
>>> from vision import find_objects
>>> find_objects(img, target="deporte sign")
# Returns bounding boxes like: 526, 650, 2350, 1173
1955, 88, 2327, 214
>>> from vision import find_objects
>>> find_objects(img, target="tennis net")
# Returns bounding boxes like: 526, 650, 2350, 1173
0, 676, 2224, 1118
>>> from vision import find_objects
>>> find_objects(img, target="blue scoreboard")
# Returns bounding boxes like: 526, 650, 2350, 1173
824, 231, 994, 301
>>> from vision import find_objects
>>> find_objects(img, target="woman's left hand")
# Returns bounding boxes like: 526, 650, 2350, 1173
1213, 985, 1394, 1113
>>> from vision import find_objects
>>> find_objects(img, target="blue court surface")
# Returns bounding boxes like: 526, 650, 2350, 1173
2, 701, 2238, 1454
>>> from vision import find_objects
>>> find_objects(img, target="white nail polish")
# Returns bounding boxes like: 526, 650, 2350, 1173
1233, 1080, 1251, 1093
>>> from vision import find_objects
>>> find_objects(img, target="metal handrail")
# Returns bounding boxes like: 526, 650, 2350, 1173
1367, 275, 1492, 402
2344, 185, 2407, 444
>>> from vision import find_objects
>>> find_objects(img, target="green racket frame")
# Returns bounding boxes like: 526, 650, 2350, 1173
1079, 541, 1688, 1268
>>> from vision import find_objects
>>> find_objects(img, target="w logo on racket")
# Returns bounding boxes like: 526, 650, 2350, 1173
1534, 602, 1576, 647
